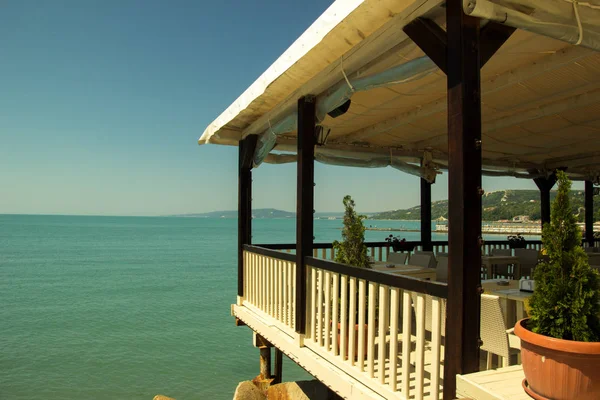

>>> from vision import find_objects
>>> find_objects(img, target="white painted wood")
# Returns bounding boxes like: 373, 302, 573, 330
430, 296, 442, 400
322, 248, 326, 259
389, 287, 400, 392
316, 269, 323, 346
310, 266, 317, 340
331, 273, 339, 356
283, 261, 289, 326
348, 277, 358, 365
232, 303, 391, 400
314, 248, 318, 257
267, 257, 273, 316
401, 290, 412, 398
415, 293, 426, 400
291, 262, 296, 330
340, 274, 348, 361
277, 259, 283, 321
306, 266, 313, 339
367, 281, 377, 378
378, 284, 389, 384
358, 279, 367, 369
330, 248, 334, 260
457, 365, 529, 400
324, 271, 332, 351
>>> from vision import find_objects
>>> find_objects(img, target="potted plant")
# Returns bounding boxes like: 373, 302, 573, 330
514, 171, 600, 400
332, 195, 371, 359
385, 235, 415, 252
507, 233, 527, 249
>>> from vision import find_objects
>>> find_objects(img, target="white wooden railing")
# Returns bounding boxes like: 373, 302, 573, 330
305, 258, 448, 400
242, 248, 296, 332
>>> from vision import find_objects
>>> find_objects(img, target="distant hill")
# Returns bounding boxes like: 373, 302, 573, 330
174, 208, 295, 219
371, 189, 600, 222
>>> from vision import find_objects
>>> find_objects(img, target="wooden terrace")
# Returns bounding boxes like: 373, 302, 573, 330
199, 0, 600, 398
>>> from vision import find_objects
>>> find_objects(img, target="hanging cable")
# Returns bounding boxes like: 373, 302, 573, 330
340, 56, 355, 92
572, 0, 584, 45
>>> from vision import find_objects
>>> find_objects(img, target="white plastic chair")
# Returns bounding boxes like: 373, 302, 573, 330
387, 252, 408, 265
408, 253, 432, 268
414, 250, 437, 268
514, 248, 539, 278
480, 294, 521, 369
436, 255, 448, 282
491, 248, 513, 279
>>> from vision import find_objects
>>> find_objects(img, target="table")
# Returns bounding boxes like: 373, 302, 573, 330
372, 262, 436, 280
481, 256, 521, 279
457, 365, 529, 400
482, 279, 532, 326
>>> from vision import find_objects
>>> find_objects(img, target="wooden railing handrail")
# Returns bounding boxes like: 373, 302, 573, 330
306, 256, 448, 299
243, 244, 296, 263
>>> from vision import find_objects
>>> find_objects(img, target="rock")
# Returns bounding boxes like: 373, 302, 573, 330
153, 396, 175, 400
265, 380, 333, 400
233, 380, 267, 400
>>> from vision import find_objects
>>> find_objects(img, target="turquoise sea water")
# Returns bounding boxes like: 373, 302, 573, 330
1, 215, 440, 400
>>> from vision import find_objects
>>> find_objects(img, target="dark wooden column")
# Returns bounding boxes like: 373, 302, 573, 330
238, 135, 257, 298
421, 177, 433, 251
444, 0, 482, 397
585, 180, 595, 247
534, 172, 558, 226
296, 95, 316, 334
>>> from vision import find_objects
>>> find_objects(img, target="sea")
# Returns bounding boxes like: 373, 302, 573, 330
0, 214, 470, 399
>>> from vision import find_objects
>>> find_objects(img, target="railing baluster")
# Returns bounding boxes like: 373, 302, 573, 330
367, 281, 377, 378
431, 297, 442, 400
331, 273, 339, 356
415, 293, 426, 400
321, 248, 326, 259
378, 246, 383, 262
324, 271, 332, 352
401, 290, 412, 397
340, 274, 348, 361
310, 266, 317, 339
389, 287, 400, 392
357, 279, 366, 369
348, 277, 358, 365
316, 269, 323, 346
282, 261, 288, 326
378, 284, 389, 384
291, 262, 296, 330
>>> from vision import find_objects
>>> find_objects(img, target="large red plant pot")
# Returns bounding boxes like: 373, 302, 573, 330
514, 318, 600, 400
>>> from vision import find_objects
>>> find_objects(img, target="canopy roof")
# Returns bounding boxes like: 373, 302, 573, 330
199, 0, 600, 182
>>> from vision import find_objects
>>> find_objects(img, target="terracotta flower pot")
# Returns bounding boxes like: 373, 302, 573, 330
514, 318, 600, 400
336, 322, 368, 360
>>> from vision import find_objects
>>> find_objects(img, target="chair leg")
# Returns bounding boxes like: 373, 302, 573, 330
487, 352, 492, 370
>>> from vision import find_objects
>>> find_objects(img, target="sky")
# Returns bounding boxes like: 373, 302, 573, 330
0, 1, 582, 216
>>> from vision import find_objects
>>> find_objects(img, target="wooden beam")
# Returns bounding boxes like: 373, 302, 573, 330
403, 18, 448, 74
421, 176, 433, 251
238, 135, 258, 297
443, 1, 482, 398
585, 180, 595, 247
480, 22, 516, 67
534, 172, 559, 226
273, 348, 283, 384
296, 96, 316, 334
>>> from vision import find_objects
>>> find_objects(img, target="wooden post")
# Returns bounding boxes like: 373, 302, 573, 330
273, 348, 283, 384
534, 172, 558, 226
238, 135, 258, 299
421, 177, 433, 251
444, 0, 482, 397
296, 95, 316, 334
585, 180, 595, 247
259, 348, 271, 380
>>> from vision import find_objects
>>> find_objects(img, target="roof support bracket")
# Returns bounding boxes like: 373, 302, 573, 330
403, 18, 515, 75
403, 18, 448, 74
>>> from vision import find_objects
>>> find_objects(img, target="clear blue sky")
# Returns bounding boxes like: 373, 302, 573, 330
0, 1, 577, 216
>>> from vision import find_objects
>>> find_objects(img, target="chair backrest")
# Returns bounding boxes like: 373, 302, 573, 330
409, 253, 433, 268
410, 292, 447, 335
514, 248, 539, 264
480, 294, 510, 358
491, 248, 512, 256
414, 251, 437, 268
436, 256, 449, 283
387, 252, 408, 265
